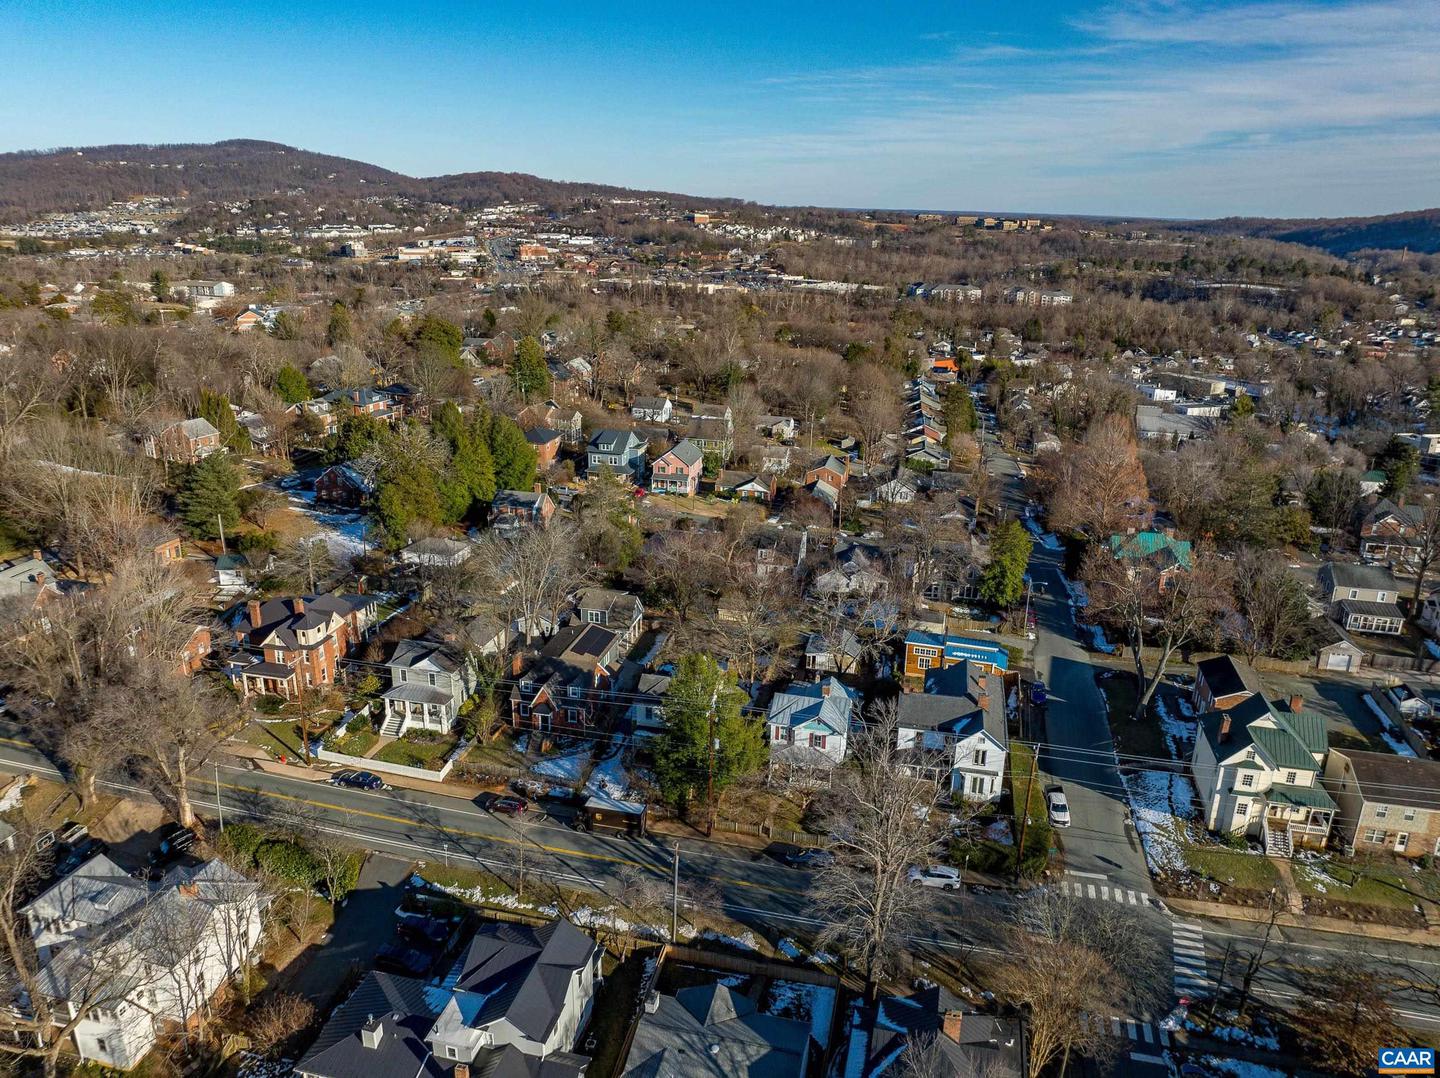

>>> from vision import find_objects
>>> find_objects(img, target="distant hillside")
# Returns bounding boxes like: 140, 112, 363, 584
0, 139, 729, 219
1177, 208, 1440, 257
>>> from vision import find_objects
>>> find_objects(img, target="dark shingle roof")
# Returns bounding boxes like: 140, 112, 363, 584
1195, 655, 1265, 703
1335, 749, 1440, 811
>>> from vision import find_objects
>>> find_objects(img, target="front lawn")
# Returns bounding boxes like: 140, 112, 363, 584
1180, 839, 1281, 895
374, 733, 458, 770
1097, 670, 1170, 762
329, 725, 378, 758
1293, 854, 1440, 917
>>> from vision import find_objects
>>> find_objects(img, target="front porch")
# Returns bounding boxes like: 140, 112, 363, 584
381, 684, 455, 738
1259, 786, 1335, 857
238, 661, 300, 699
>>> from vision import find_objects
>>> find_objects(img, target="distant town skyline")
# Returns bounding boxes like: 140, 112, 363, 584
3, 0, 1436, 219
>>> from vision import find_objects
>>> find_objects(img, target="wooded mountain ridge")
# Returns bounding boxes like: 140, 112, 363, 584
0, 139, 732, 219
1173, 208, 1440, 258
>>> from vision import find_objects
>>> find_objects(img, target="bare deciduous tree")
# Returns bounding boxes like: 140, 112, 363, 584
472, 523, 593, 644
1035, 416, 1149, 541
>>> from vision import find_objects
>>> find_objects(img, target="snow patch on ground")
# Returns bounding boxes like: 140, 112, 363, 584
1363, 693, 1420, 758
983, 820, 1015, 846
584, 747, 634, 798
1122, 768, 1197, 874
698, 929, 758, 952
1154, 696, 1194, 760
1199, 1056, 1288, 1078
777, 938, 804, 960
283, 486, 372, 557
1084, 623, 1116, 653
1021, 515, 1063, 551
0, 781, 25, 812
531, 746, 591, 784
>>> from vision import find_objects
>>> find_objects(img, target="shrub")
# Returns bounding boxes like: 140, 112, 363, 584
217, 822, 267, 865
255, 694, 287, 715
255, 839, 320, 886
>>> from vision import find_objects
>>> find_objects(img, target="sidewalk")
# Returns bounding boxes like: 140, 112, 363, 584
1166, 894, 1440, 946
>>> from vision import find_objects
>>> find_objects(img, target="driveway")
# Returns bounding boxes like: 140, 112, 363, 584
287, 853, 411, 1007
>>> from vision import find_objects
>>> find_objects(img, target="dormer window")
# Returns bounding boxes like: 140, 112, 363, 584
520, 680, 534, 694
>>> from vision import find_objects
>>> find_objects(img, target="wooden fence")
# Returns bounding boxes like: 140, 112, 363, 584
660, 943, 842, 988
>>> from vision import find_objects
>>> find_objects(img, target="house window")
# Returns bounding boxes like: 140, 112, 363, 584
568, 686, 581, 699
428, 673, 436, 687
586, 610, 603, 624
969, 775, 986, 795
1364, 827, 1387, 844
1396, 832, 1410, 853
519, 703, 531, 717
1348, 588, 1359, 600
1404, 808, 1417, 822
1235, 801, 1249, 818
445, 1047, 460, 1060
95, 1038, 109, 1056
1376, 805, 1389, 819
1240, 774, 1255, 788
810, 734, 827, 750
974, 749, 988, 767
1284, 771, 1297, 785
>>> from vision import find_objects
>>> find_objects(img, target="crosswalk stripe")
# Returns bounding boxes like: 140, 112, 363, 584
1101, 885, 1111, 900
1087, 883, 1097, 898
1139, 1024, 1154, 1044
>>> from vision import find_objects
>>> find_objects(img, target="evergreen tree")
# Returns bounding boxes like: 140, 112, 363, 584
412, 314, 463, 366
376, 464, 442, 545
326, 302, 354, 347
177, 452, 242, 539
269, 310, 301, 340
943, 383, 978, 445
979, 519, 1031, 607
150, 270, 170, 301
1230, 391, 1255, 420
489, 416, 537, 491
1377, 438, 1421, 497
198, 388, 251, 453
513, 335, 551, 400
653, 653, 764, 811
275, 364, 312, 406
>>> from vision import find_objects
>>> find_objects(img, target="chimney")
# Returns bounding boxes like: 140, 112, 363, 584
248, 600, 262, 627
644, 992, 661, 1014
1289, 693, 1304, 713
454, 1065, 469, 1078
820, 680, 832, 698
31, 549, 42, 563
360, 1015, 384, 1050
941, 1009, 965, 1044
177, 882, 199, 899
977, 690, 990, 712
533, 482, 544, 494
511, 652, 525, 678
1219, 711, 1233, 743
293, 597, 305, 615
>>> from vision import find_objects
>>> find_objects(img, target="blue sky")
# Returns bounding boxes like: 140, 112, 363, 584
2, 0, 1436, 218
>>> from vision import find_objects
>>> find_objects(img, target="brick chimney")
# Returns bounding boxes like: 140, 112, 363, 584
941, 1009, 965, 1044
248, 600, 262, 627
1219, 711, 1233, 743
454, 1065, 469, 1078
1289, 693, 1304, 713
533, 482, 544, 494
177, 882, 199, 899
31, 549, 42, 563
293, 597, 306, 615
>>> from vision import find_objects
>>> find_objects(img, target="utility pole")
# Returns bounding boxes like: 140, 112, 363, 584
704, 681, 720, 837
217, 513, 227, 556
215, 762, 224, 834
1013, 749, 1038, 883
670, 843, 680, 941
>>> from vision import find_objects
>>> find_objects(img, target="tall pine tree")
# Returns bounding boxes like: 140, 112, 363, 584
177, 452, 242, 540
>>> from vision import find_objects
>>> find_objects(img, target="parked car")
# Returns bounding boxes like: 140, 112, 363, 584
781, 848, 835, 869
907, 865, 962, 890
486, 794, 529, 817
1045, 785, 1071, 827
331, 770, 389, 791
56, 838, 107, 876
374, 941, 434, 978
148, 824, 197, 869
397, 915, 455, 949
1029, 681, 1048, 707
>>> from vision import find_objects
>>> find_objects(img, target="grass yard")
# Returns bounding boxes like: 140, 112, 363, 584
374, 734, 458, 770
1097, 671, 1171, 762
238, 718, 306, 759
466, 732, 528, 771
1180, 839, 1281, 893
1294, 855, 1440, 912
330, 726, 378, 758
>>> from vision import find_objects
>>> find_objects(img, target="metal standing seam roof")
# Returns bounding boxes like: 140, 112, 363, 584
1266, 782, 1337, 810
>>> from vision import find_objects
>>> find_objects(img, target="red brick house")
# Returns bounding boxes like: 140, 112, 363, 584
525, 428, 563, 471
315, 464, 375, 508
492, 488, 556, 532
509, 623, 625, 735
145, 418, 222, 464
230, 593, 377, 699
1360, 498, 1424, 570
650, 439, 705, 495
804, 455, 850, 490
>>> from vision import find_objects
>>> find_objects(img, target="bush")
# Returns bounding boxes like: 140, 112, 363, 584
245, 992, 317, 1055
255, 839, 321, 886
255, 694, 287, 715
217, 822, 267, 864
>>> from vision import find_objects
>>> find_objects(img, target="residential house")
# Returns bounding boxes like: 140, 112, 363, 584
804, 630, 862, 674
1105, 530, 1193, 586
491, 489, 556, 532
1323, 749, 1440, 858
212, 553, 251, 592
761, 444, 796, 475
380, 638, 473, 737
0, 551, 61, 625
1317, 561, 1405, 636
804, 455, 850, 491
766, 677, 859, 772
575, 588, 644, 649
295, 919, 601, 1078
623, 671, 671, 739
753, 525, 808, 579
323, 386, 401, 424
1377, 680, 1436, 723
1192, 654, 1265, 714
144, 418, 222, 464
1358, 471, 1387, 498
650, 439, 705, 495
178, 623, 213, 677
756, 414, 797, 441
150, 533, 183, 565
315, 464, 375, 508
400, 537, 474, 568
1360, 498, 1424, 569
586, 429, 648, 480
1191, 693, 1334, 856
630, 395, 673, 423
844, 986, 1023, 1078
685, 412, 734, 462
901, 631, 1010, 682
622, 983, 810, 1078
233, 308, 264, 332
895, 663, 1007, 801
811, 539, 889, 598
1421, 588, 1440, 639
524, 427, 563, 470
509, 623, 625, 735
715, 470, 775, 503
230, 593, 377, 699
517, 399, 583, 448
21, 856, 262, 1070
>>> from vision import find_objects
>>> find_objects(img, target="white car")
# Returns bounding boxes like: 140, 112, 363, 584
1045, 786, 1071, 828
907, 865, 962, 890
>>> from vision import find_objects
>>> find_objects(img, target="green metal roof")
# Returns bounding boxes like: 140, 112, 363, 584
1106, 531, 1194, 570
1266, 782, 1336, 811
1251, 724, 1319, 772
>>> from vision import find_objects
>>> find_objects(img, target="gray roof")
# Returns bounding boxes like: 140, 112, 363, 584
855, 987, 1022, 1078
389, 638, 462, 674
1195, 655, 1265, 703
895, 663, 1007, 744
1333, 748, 1440, 811
660, 438, 705, 468
1323, 561, 1399, 592
767, 678, 857, 736
0, 554, 58, 601
588, 429, 646, 455
176, 417, 220, 439
449, 919, 599, 1041
1338, 598, 1406, 620
622, 984, 810, 1078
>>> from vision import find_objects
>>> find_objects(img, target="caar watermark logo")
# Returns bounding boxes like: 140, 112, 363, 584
1379, 1047, 1435, 1075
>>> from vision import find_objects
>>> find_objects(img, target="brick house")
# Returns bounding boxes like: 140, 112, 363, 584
509, 624, 625, 735
650, 439, 704, 495
525, 427, 564, 471
230, 593, 377, 699
144, 418, 222, 464
492, 488, 556, 531
1192, 654, 1265, 714
804, 455, 850, 490
1359, 498, 1424, 569
1324, 748, 1440, 858
315, 464, 375, 508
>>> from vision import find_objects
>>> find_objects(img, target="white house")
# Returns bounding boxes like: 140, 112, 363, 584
1190, 694, 1334, 857
22, 855, 262, 1070
400, 537, 474, 568
766, 677, 859, 771
380, 638, 474, 737
894, 662, 1007, 801
630, 396, 673, 423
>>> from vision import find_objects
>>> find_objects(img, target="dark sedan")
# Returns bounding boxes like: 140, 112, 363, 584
331, 770, 389, 791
